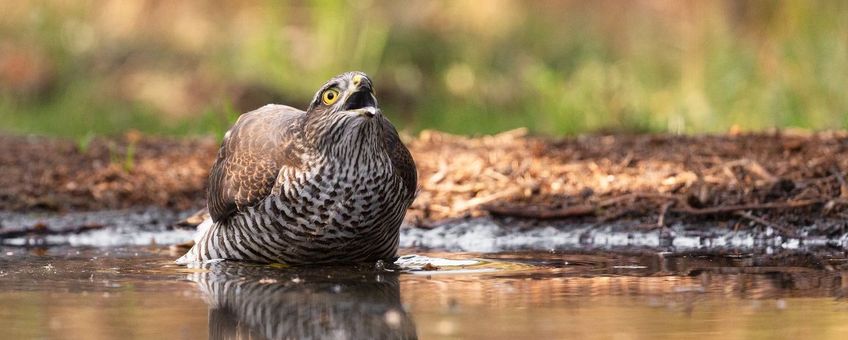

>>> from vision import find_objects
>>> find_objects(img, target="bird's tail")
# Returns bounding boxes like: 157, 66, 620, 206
175, 217, 215, 265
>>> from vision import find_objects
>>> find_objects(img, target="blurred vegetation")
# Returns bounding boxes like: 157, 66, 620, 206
0, 1, 846, 139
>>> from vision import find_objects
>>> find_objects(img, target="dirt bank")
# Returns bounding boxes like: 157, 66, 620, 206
3, 129, 848, 233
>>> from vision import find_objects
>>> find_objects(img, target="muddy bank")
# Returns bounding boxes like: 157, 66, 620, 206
3, 130, 848, 234
0, 134, 213, 211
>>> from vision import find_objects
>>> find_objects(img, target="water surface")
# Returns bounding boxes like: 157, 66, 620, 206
2, 245, 848, 339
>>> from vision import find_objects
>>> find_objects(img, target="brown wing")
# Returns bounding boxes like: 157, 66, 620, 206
207, 105, 305, 222
380, 118, 417, 201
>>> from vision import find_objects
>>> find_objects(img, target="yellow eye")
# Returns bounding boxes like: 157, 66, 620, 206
322, 88, 340, 105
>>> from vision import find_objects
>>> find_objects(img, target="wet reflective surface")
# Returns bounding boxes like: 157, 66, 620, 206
2, 246, 848, 339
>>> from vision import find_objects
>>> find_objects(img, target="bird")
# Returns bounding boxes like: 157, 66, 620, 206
176, 71, 417, 265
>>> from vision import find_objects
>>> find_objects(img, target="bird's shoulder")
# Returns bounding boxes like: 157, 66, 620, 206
207, 104, 307, 222
380, 118, 418, 200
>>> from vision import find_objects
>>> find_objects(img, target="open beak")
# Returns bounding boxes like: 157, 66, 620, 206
356, 106, 379, 118
343, 75, 378, 117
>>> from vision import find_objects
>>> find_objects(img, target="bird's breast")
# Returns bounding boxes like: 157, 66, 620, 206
271, 158, 404, 233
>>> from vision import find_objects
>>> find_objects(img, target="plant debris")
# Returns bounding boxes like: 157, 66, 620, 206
3, 129, 848, 233
420, 263, 439, 271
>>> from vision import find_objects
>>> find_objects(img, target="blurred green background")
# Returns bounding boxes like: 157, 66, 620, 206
0, 0, 846, 139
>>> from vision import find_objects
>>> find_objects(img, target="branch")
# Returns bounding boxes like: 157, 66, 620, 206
485, 204, 596, 219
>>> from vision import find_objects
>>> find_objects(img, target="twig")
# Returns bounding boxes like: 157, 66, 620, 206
706, 158, 779, 183
172, 208, 209, 229
671, 199, 823, 215
597, 192, 682, 208
733, 211, 797, 237
485, 204, 596, 219
741, 159, 779, 183
453, 187, 522, 212
484, 191, 822, 223
426, 160, 449, 186
657, 201, 673, 227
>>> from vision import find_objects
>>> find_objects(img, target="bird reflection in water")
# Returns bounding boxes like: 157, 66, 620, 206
187, 262, 417, 340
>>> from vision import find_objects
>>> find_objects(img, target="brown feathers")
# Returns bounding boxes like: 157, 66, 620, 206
207, 105, 304, 222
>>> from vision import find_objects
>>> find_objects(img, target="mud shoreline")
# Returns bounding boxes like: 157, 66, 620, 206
3, 129, 848, 236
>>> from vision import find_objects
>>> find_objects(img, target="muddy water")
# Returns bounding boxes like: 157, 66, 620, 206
1, 246, 848, 340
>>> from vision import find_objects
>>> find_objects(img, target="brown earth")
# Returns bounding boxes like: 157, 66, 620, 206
3, 129, 848, 233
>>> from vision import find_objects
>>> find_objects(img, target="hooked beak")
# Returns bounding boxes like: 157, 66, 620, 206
343, 75, 378, 117
354, 106, 379, 118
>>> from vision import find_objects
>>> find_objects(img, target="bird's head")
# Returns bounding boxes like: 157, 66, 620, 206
304, 72, 386, 152
307, 71, 380, 121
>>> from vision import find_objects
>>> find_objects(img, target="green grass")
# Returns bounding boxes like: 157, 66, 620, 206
0, 1, 846, 140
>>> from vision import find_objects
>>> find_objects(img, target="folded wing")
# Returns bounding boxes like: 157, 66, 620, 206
207, 105, 305, 222
380, 118, 418, 201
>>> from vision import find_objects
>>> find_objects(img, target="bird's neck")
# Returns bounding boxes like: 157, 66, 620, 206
303, 117, 387, 165
323, 125, 388, 170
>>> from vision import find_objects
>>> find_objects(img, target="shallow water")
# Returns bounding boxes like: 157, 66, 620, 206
2, 245, 848, 340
